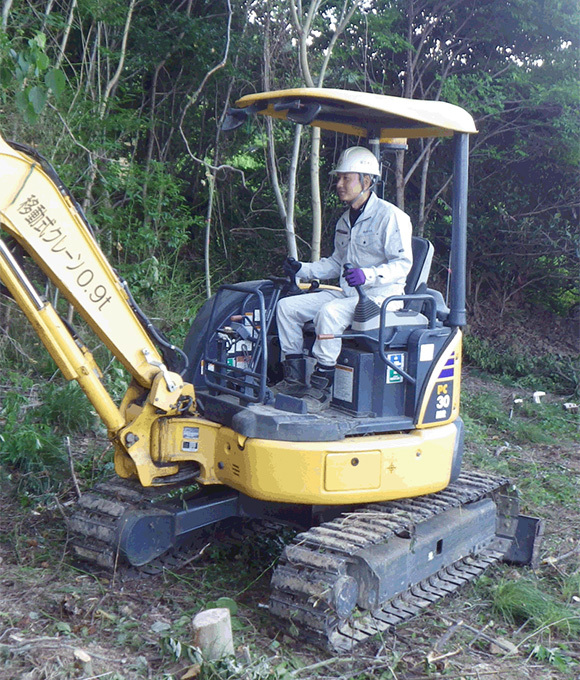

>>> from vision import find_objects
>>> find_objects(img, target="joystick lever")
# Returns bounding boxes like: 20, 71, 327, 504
343, 262, 380, 323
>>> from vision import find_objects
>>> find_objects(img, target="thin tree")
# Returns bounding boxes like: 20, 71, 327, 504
287, 0, 359, 261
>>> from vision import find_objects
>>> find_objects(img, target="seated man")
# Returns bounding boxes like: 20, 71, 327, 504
274, 145, 413, 413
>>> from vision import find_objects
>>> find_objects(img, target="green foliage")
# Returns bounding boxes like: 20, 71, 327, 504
101, 361, 131, 403
492, 578, 580, 636
462, 381, 579, 445
530, 643, 578, 675
0, 32, 65, 124
463, 334, 579, 396
0, 366, 103, 498
35, 381, 96, 433
462, 373, 579, 513
562, 573, 580, 606
0, 387, 68, 497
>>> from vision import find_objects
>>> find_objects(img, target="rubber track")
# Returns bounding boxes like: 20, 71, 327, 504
269, 470, 514, 651
68, 480, 214, 576
67, 480, 281, 578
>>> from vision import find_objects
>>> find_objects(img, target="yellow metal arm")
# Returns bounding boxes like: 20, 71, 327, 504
0, 239, 125, 434
0, 136, 165, 387
0, 135, 207, 487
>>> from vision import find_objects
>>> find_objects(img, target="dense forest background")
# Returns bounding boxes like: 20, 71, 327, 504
0, 0, 578, 368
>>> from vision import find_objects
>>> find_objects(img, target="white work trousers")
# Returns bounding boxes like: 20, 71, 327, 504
276, 290, 359, 366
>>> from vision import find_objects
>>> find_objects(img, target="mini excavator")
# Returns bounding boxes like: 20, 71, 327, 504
0, 88, 542, 650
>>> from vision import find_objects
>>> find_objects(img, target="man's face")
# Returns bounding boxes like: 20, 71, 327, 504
335, 172, 369, 206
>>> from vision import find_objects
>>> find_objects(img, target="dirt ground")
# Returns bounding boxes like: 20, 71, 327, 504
0, 375, 579, 680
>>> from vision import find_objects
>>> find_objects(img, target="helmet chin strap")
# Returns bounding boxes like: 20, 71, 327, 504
347, 175, 378, 207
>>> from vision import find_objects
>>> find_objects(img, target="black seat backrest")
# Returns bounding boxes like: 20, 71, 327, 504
405, 237, 434, 294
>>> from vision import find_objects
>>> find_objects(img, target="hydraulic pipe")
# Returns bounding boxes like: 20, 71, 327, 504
448, 133, 469, 327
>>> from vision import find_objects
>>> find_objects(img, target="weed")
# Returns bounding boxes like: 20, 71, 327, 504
463, 388, 509, 429
35, 381, 97, 433
462, 382, 579, 446
492, 578, 580, 636
0, 378, 100, 498
0, 390, 68, 497
515, 467, 578, 508
530, 643, 578, 675
194, 653, 295, 680
102, 360, 130, 402
463, 334, 579, 397
562, 573, 580, 604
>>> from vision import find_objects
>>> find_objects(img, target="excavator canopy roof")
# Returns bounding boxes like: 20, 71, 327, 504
230, 88, 478, 140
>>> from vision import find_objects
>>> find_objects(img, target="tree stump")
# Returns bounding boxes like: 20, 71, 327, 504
191, 607, 234, 660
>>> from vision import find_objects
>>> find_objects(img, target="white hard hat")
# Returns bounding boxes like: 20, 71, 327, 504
331, 146, 380, 177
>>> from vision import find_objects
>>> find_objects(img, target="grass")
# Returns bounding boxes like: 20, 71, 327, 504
0, 374, 104, 500
462, 385, 579, 446
462, 376, 579, 513
492, 578, 580, 636
35, 381, 97, 433
463, 334, 579, 398
562, 572, 580, 603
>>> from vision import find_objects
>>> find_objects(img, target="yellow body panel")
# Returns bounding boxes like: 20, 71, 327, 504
0, 101, 467, 504
325, 451, 381, 491
211, 423, 459, 504
150, 416, 221, 484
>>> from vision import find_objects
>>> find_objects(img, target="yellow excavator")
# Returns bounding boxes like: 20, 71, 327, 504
0, 88, 541, 650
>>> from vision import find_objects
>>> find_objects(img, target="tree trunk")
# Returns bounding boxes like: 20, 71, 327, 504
395, 150, 405, 210
285, 126, 302, 258
309, 127, 322, 261
56, 0, 78, 69
205, 172, 215, 298
262, 4, 289, 240
1, 0, 13, 29
289, 0, 359, 262
417, 143, 432, 236
99, 0, 137, 119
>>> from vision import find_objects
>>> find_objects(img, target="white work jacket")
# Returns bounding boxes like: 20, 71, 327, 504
297, 191, 413, 302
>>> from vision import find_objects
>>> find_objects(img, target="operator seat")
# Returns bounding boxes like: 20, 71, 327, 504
405, 236, 434, 295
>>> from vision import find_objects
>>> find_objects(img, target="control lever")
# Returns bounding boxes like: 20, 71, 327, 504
286, 269, 303, 295
343, 262, 380, 323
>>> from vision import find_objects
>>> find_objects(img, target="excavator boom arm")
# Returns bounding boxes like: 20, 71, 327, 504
0, 135, 205, 487
0, 238, 126, 433
0, 137, 164, 387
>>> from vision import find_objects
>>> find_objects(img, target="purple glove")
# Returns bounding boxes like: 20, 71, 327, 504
345, 267, 366, 287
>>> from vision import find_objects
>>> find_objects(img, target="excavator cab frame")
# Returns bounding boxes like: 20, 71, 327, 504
182, 89, 474, 462
226, 87, 473, 331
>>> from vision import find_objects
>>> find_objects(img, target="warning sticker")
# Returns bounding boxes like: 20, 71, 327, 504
420, 343, 435, 362
334, 364, 354, 403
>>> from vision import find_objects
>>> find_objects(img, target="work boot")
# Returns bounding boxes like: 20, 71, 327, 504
302, 363, 335, 413
271, 355, 307, 397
